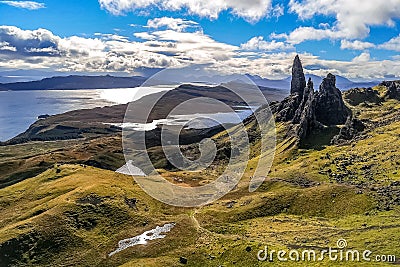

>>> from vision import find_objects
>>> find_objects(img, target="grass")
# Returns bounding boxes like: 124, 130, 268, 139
1, 161, 396, 266
0, 86, 399, 266
0, 164, 195, 266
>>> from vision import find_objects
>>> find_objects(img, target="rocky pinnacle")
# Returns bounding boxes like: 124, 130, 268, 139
315, 73, 351, 126
291, 55, 306, 96
274, 56, 354, 146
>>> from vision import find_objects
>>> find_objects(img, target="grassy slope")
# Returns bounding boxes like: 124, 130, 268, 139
0, 136, 125, 188
0, 165, 196, 266
1, 163, 397, 266
0, 86, 399, 266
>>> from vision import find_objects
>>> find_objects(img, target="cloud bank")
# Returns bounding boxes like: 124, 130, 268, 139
1, 22, 400, 80
98, 0, 273, 22
0, 1, 45, 10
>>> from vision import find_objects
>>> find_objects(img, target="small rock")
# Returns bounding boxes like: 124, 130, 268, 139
225, 201, 236, 208
179, 257, 188, 264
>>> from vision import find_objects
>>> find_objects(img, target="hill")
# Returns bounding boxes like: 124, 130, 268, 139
0, 57, 399, 266
0, 72, 378, 92
0, 75, 146, 91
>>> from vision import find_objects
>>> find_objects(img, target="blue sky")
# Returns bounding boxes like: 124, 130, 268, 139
0, 0, 400, 80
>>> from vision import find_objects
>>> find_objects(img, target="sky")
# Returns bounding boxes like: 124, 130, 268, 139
0, 0, 400, 81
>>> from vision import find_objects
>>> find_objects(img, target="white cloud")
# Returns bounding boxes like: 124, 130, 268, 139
98, 0, 273, 22
283, 0, 400, 43
392, 55, 400, 60
94, 33, 130, 42
0, 41, 16, 51
271, 4, 284, 18
241, 36, 294, 51
147, 17, 199, 32
0, 26, 60, 56
280, 27, 344, 44
0, 26, 181, 72
269, 32, 288, 40
352, 52, 371, 63
318, 23, 330, 29
2, 25, 400, 80
134, 32, 155, 40
341, 40, 375, 50
135, 29, 238, 63
0, 1, 45, 10
378, 35, 400, 51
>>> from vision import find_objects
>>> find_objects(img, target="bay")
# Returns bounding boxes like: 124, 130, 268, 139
0, 86, 172, 141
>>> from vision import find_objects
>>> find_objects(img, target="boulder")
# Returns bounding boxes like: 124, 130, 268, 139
179, 257, 188, 264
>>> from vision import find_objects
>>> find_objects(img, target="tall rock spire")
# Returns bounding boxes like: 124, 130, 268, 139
291, 55, 306, 96
273, 56, 354, 147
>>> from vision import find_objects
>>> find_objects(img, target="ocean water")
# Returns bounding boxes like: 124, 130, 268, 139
0, 86, 255, 142
0, 86, 172, 141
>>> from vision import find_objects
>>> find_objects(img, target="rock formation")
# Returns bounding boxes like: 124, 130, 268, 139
273, 94, 302, 122
273, 55, 354, 145
314, 73, 351, 126
273, 56, 306, 122
293, 78, 314, 124
331, 117, 365, 145
293, 78, 323, 142
381, 80, 400, 100
291, 55, 307, 96
344, 87, 382, 106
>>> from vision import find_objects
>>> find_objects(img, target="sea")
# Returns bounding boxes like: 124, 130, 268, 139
0, 86, 172, 141
0, 86, 255, 142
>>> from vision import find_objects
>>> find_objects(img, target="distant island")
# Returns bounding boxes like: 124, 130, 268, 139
0, 75, 146, 91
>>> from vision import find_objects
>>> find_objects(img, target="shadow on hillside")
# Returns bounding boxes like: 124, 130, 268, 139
299, 126, 340, 150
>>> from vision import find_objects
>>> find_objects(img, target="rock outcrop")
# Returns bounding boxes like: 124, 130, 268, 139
273, 55, 354, 145
293, 78, 314, 124
273, 94, 302, 122
381, 80, 400, 100
331, 117, 365, 145
344, 87, 382, 106
315, 73, 351, 126
293, 78, 323, 142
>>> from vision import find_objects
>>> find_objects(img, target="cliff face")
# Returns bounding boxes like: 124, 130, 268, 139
273, 56, 353, 145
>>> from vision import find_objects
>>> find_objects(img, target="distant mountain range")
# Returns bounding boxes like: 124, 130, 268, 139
0, 73, 380, 91
247, 74, 380, 91
0, 75, 146, 91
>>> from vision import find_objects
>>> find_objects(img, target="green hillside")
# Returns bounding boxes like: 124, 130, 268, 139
1, 82, 399, 266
